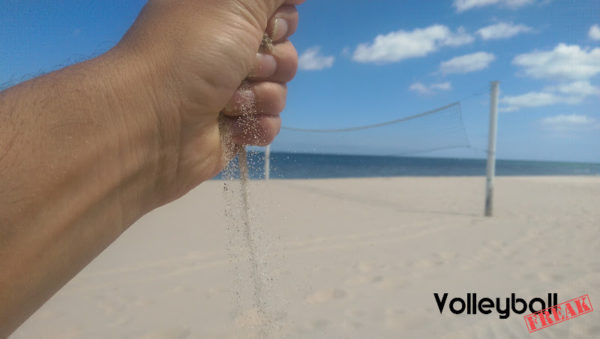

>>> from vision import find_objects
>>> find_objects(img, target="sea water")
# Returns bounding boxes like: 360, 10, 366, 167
217, 152, 600, 180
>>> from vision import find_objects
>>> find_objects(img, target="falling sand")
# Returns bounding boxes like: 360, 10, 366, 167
220, 34, 279, 338
222, 147, 272, 338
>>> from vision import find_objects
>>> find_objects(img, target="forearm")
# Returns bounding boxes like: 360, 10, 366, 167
0, 49, 162, 336
0, 0, 302, 334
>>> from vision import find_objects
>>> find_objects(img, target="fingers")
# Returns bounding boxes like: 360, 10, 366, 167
223, 82, 287, 117
221, 1, 301, 146
267, 5, 299, 42
263, 0, 304, 23
248, 3, 299, 81
284, 0, 306, 5
222, 81, 285, 146
222, 114, 281, 146
249, 40, 298, 83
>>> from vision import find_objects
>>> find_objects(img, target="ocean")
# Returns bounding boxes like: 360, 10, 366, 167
216, 152, 600, 180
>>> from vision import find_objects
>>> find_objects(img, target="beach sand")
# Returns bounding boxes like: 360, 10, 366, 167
12, 176, 600, 338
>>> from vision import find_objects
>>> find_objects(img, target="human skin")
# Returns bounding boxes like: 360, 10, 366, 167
0, 0, 304, 336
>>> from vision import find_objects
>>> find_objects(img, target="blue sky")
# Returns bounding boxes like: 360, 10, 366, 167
1, 0, 599, 163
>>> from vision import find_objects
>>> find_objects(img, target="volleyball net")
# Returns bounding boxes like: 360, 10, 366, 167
271, 101, 472, 156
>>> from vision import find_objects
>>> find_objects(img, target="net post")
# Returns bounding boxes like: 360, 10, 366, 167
264, 145, 271, 180
485, 81, 500, 217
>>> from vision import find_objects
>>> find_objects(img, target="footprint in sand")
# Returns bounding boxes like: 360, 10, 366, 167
306, 288, 347, 304
356, 262, 373, 274
344, 275, 372, 286
311, 318, 329, 330
412, 258, 443, 269
537, 271, 565, 283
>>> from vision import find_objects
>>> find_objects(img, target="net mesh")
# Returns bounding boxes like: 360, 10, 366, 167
271, 101, 471, 156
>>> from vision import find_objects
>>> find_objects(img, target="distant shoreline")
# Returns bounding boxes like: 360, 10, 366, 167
260, 151, 600, 166
216, 151, 600, 180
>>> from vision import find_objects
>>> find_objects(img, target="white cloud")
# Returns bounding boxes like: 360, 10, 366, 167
549, 80, 600, 96
589, 25, 600, 41
502, 92, 566, 110
431, 82, 453, 90
507, 44, 600, 111
513, 43, 600, 80
352, 25, 474, 64
443, 27, 475, 46
440, 52, 495, 74
409, 82, 452, 95
501, 81, 600, 111
409, 83, 430, 95
542, 114, 595, 125
541, 114, 600, 131
298, 47, 335, 71
454, 0, 535, 12
477, 22, 532, 40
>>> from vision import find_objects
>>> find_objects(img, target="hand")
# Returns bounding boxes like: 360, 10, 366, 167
0, 3, 310, 334
112, 0, 304, 204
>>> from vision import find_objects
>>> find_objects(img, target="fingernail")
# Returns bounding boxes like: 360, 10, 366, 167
272, 18, 288, 42
250, 53, 277, 78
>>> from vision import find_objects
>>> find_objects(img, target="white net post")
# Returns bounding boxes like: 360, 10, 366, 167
264, 145, 271, 180
485, 81, 500, 217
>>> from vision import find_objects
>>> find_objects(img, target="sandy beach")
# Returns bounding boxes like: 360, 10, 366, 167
12, 176, 600, 338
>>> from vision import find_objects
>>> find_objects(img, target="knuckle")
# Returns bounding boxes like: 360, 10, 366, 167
256, 82, 286, 115
275, 42, 298, 82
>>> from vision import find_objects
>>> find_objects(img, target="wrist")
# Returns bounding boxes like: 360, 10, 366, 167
93, 48, 179, 215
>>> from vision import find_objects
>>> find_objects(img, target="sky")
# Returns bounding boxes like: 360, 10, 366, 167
1, 0, 599, 163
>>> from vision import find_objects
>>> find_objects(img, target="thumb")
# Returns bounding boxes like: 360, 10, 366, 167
245, 0, 306, 30
265, 0, 306, 14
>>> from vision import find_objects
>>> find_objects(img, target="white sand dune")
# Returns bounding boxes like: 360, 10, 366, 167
12, 176, 600, 338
